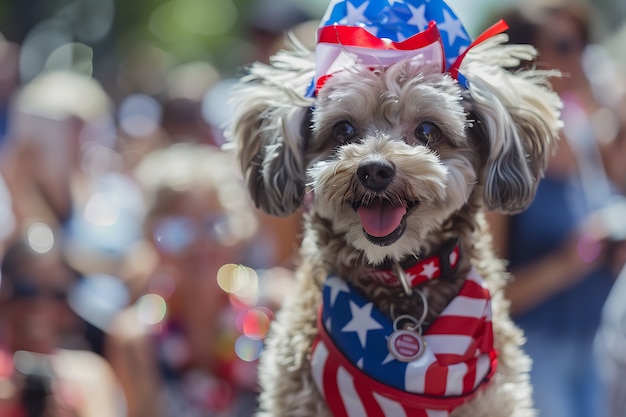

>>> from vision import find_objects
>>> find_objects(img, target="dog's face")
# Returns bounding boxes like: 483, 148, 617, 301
226, 36, 562, 266
308, 61, 479, 264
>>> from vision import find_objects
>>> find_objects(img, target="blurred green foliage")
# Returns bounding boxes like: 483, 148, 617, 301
0, 0, 268, 75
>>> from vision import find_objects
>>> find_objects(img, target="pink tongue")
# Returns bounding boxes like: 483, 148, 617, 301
357, 200, 407, 237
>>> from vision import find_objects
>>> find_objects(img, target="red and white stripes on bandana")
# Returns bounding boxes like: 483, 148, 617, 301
310, 268, 497, 417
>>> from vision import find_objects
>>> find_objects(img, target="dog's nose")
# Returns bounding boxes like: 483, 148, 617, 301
357, 160, 395, 191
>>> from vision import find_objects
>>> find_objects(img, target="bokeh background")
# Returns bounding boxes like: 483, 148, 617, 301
0, 0, 625, 148
0, 0, 625, 416
1, 0, 625, 92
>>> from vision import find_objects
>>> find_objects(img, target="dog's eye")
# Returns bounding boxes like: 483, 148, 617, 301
414, 122, 441, 145
333, 121, 357, 143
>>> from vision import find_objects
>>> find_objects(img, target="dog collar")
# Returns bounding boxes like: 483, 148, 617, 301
365, 239, 461, 288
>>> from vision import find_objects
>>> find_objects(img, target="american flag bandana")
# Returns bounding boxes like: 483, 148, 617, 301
311, 269, 498, 417
307, 0, 509, 96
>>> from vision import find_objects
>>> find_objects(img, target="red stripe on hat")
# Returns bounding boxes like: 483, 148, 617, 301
448, 19, 510, 80
315, 22, 446, 94
317, 21, 441, 51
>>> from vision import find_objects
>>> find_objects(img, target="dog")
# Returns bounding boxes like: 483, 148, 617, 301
226, 1, 562, 415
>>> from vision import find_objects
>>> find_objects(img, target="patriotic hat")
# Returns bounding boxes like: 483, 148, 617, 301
307, 0, 508, 96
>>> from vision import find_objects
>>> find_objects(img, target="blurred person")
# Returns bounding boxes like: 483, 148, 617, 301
106, 143, 272, 417
0, 33, 19, 145
486, 3, 626, 417
0, 71, 145, 354
115, 59, 220, 168
0, 169, 17, 254
1, 71, 113, 230
244, 0, 313, 64
595, 262, 626, 417
220, 4, 317, 268
599, 95, 626, 194
593, 94, 626, 417
204, 77, 303, 270
0, 33, 18, 249
0, 233, 123, 417
161, 61, 221, 146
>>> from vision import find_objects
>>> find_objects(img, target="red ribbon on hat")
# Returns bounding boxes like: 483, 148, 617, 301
314, 19, 509, 94
448, 19, 509, 80
317, 21, 442, 51
315, 21, 444, 94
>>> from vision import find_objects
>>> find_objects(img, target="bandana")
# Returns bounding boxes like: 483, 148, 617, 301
311, 269, 497, 417
307, 0, 509, 96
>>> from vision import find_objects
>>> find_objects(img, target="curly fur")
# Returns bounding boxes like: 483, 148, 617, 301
225, 34, 562, 417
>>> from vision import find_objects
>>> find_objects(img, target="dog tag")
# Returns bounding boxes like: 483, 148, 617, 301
388, 315, 426, 362
388, 329, 426, 362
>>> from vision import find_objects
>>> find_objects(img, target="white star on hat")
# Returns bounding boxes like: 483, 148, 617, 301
341, 301, 383, 348
344, 0, 370, 26
438, 9, 469, 46
406, 3, 429, 31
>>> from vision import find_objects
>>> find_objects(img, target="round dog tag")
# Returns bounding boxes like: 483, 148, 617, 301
388, 329, 426, 362
388, 294, 428, 362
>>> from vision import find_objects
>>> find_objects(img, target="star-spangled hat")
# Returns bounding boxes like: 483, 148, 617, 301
307, 0, 509, 96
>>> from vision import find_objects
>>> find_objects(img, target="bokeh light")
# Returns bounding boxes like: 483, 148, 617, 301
118, 94, 162, 138
238, 307, 272, 340
72, 0, 115, 44
148, 0, 238, 42
201, 79, 237, 129
19, 19, 72, 82
27, 222, 55, 254
45, 42, 93, 76
67, 273, 130, 331
84, 192, 121, 227
234, 335, 263, 362
217, 263, 259, 305
136, 293, 167, 326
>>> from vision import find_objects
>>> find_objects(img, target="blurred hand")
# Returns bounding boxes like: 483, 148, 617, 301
0, 371, 81, 417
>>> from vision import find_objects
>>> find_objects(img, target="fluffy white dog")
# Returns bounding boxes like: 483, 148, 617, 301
226, 1, 562, 416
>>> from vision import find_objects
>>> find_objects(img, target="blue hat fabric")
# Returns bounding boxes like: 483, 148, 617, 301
320, 0, 471, 69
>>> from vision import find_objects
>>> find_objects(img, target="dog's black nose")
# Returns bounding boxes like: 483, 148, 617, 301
357, 160, 395, 191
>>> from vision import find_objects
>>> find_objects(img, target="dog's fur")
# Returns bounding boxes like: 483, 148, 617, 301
226, 34, 562, 417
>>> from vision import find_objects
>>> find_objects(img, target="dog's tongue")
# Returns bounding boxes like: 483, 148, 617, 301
357, 200, 407, 237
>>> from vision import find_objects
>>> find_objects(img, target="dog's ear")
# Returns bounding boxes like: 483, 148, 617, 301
462, 35, 562, 214
225, 44, 315, 216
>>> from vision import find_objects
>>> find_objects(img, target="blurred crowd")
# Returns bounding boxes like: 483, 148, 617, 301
0, 1, 315, 416
484, 3, 626, 417
0, 0, 624, 416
